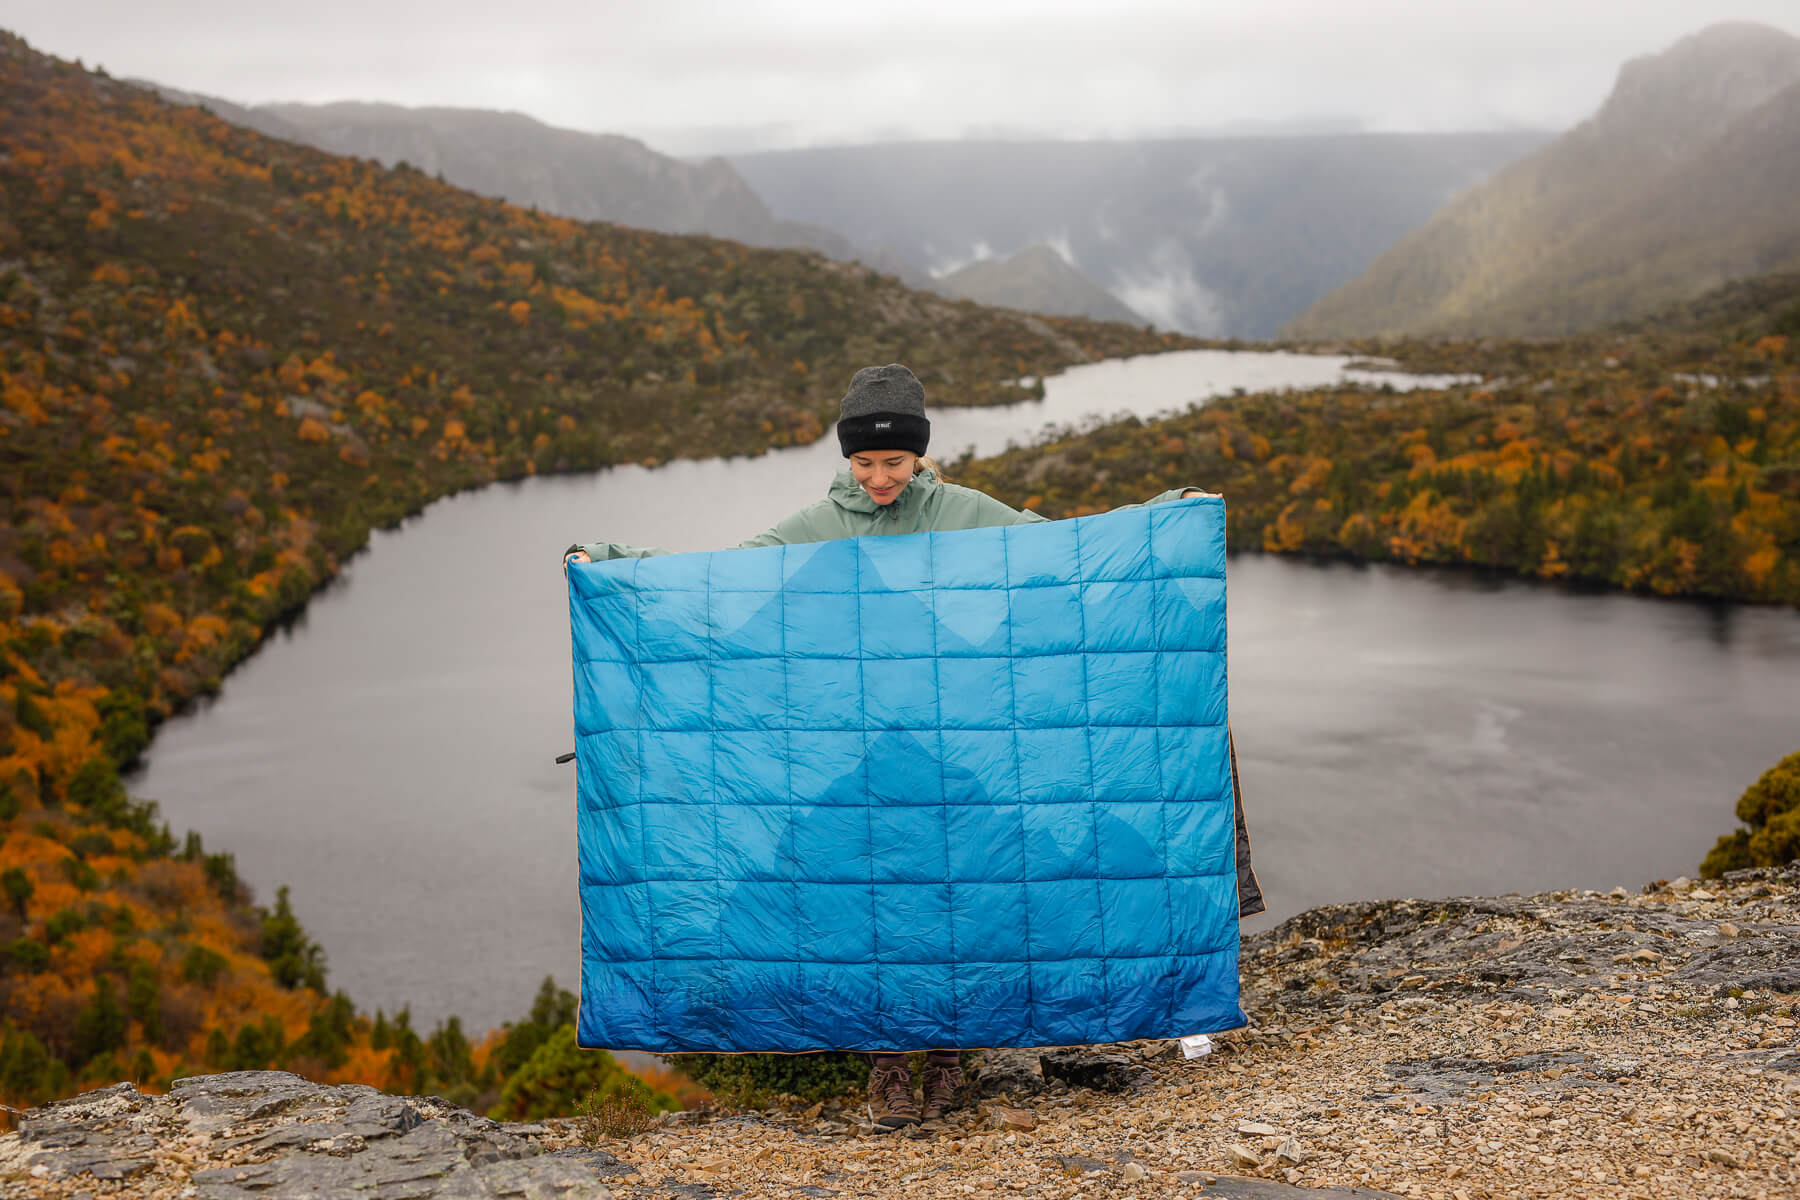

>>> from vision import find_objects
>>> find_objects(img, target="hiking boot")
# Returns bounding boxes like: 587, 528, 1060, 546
920, 1057, 963, 1121
867, 1061, 920, 1130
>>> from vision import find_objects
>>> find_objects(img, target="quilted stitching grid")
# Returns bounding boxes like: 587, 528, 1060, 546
1069, 511, 1110, 1039
571, 501, 1244, 1051
928, 542, 960, 1041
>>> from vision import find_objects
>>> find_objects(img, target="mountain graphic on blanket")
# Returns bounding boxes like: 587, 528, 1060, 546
568, 500, 1247, 1052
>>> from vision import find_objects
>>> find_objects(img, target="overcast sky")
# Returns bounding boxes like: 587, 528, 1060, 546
8, 1, 1798, 154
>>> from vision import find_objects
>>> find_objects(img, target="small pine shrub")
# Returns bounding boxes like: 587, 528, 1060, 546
488, 1025, 677, 1121
1702, 749, 1800, 876
574, 1076, 656, 1143
666, 1051, 871, 1108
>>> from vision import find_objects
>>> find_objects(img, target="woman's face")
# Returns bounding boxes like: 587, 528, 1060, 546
849, 450, 918, 506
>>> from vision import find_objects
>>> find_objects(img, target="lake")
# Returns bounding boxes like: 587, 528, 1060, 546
128, 350, 1800, 1032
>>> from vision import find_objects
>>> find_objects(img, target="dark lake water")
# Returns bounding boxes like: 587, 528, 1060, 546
128, 351, 1800, 1033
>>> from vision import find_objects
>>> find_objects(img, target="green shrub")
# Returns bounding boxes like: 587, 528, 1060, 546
42, 907, 86, 945
181, 832, 246, 903
224, 1016, 288, 1071
1, 938, 48, 972
126, 961, 162, 1045
574, 1076, 657, 1142
12, 689, 51, 741
488, 1025, 677, 1121
667, 1050, 871, 1107
71, 979, 126, 1066
180, 943, 229, 985
260, 886, 326, 991
0, 867, 31, 921
59, 855, 100, 892
1702, 749, 1800, 876
66, 759, 126, 815
0, 1026, 69, 1106
489, 977, 575, 1077
96, 691, 150, 767
290, 991, 357, 1069
68, 831, 115, 859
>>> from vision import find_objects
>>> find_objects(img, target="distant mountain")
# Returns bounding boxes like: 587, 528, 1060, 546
131, 82, 305, 143
729, 132, 1549, 338
1285, 23, 1800, 339
141, 88, 1546, 336
137, 88, 865, 264
1617, 271, 1800, 340
937, 243, 1145, 325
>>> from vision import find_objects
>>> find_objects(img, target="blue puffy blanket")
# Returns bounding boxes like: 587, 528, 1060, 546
569, 499, 1246, 1052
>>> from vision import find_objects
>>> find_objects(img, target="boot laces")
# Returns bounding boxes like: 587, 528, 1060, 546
922, 1061, 959, 1103
874, 1064, 914, 1107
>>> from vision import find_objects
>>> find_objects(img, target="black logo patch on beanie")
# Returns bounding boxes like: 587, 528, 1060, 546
837, 411, 930, 457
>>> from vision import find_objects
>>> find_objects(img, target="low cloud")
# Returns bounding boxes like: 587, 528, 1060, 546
9, 0, 1798, 150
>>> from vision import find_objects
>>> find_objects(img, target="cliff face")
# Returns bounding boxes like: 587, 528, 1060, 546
1286, 22, 1800, 339
7, 864, 1796, 1199
731, 132, 1549, 338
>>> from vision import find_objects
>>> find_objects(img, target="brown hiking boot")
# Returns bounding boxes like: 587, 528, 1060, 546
920, 1057, 963, 1121
867, 1061, 920, 1129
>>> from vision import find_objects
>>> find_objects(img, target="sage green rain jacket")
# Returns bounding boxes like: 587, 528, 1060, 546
568, 467, 1198, 560
564, 467, 1265, 918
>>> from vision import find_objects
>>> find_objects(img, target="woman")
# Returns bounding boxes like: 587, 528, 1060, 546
566, 363, 1217, 1129
563, 363, 1173, 561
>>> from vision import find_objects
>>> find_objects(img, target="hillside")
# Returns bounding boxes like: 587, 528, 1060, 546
0, 29, 1191, 1110
11, 864, 1798, 1197
729, 131, 1549, 338
1286, 22, 1800, 339
144, 93, 1549, 338
937, 243, 1144, 325
958, 276, 1800, 606
140, 87, 869, 269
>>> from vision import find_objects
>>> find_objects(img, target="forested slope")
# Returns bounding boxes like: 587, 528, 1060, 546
963, 287, 1800, 605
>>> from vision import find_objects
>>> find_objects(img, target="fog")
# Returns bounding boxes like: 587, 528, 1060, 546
8, 1, 1797, 154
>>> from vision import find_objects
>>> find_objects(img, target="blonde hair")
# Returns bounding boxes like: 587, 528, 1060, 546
917, 454, 945, 481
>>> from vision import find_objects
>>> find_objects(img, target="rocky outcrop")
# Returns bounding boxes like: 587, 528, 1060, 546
1249, 869, 1800, 1008
937, 244, 1146, 326
3, 1072, 629, 1199
7, 865, 1796, 1199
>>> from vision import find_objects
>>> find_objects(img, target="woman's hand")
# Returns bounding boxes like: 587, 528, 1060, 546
563, 550, 591, 571
1180, 488, 1220, 499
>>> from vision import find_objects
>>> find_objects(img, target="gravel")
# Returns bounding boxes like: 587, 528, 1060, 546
4, 863, 1795, 1200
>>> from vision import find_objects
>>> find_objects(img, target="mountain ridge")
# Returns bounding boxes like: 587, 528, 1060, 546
937, 243, 1145, 326
135, 87, 873, 269
134, 86, 1551, 335
729, 131, 1551, 338
1284, 21, 1800, 339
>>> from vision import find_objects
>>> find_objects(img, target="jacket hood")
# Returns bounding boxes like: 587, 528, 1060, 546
827, 466, 941, 515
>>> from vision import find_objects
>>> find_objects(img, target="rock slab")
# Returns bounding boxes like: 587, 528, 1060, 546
3, 1071, 630, 1199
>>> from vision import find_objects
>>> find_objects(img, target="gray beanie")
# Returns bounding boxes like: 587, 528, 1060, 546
837, 363, 930, 456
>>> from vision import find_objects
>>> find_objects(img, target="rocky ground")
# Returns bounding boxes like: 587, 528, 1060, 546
4, 864, 1796, 1200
